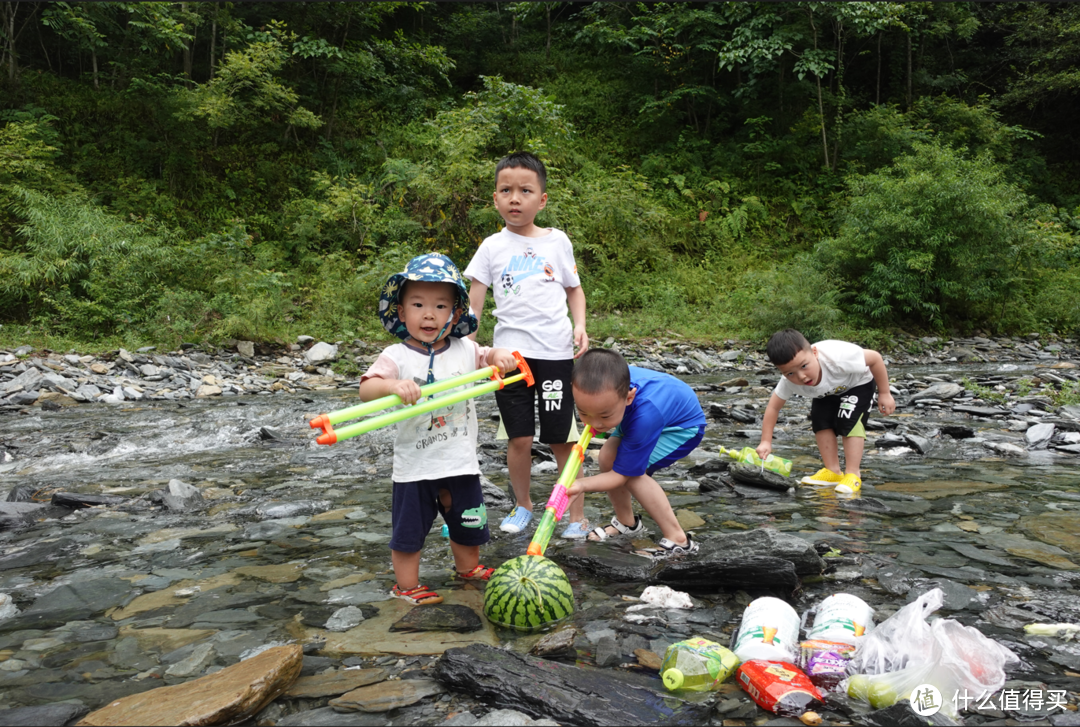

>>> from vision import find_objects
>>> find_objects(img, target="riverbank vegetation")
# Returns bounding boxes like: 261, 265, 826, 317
1, 2, 1078, 352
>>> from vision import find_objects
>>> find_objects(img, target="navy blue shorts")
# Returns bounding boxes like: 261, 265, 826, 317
390, 473, 490, 553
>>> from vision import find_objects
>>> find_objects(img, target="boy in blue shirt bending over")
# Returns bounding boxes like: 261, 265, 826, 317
566, 349, 704, 558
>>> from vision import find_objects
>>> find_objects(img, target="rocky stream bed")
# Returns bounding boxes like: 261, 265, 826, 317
0, 334, 1079, 726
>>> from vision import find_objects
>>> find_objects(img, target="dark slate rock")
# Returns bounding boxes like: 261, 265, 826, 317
5, 485, 36, 502
49, 492, 126, 509
650, 556, 800, 600
0, 702, 89, 726
702, 528, 826, 576
278, 707, 389, 726
594, 635, 621, 667
0, 538, 75, 575
433, 644, 715, 726
482, 477, 514, 510
913, 579, 977, 610
941, 424, 975, 439
835, 497, 891, 514
728, 463, 797, 491
730, 408, 757, 424
301, 655, 334, 677
687, 459, 728, 477
554, 545, 661, 584
390, 604, 482, 633
903, 434, 933, 455
1, 577, 131, 631
952, 405, 1005, 417
875, 433, 909, 448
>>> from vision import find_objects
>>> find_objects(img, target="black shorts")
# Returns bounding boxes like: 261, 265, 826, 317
495, 356, 575, 443
389, 473, 489, 553
810, 380, 876, 437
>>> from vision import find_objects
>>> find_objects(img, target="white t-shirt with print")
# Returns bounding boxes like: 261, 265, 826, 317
464, 227, 581, 360
361, 338, 494, 483
773, 340, 873, 401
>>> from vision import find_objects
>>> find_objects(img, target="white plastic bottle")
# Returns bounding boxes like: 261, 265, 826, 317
732, 597, 801, 662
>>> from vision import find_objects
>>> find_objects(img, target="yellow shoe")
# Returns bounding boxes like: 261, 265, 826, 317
800, 467, 843, 486
835, 473, 862, 495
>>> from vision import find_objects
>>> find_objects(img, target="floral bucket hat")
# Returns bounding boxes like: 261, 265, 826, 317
378, 253, 478, 341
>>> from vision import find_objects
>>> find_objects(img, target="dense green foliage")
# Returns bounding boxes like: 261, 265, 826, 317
0, 2, 1078, 350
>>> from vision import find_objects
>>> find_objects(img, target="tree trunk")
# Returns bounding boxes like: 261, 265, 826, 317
876, 31, 881, 105
906, 32, 912, 110
546, 3, 552, 61
91, 46, 99, 90
181, 2, 192, 81
209, 16, 216, 78
809, 12, 829, 169
2, 1, 16, 83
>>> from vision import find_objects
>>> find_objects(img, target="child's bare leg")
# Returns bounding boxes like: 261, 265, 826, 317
815, 429, 842, 473
391, 549, 422, 590
507, 436, 534, 511
624, 474, 687, 545
550, 441, 584, 522
449, 541, 480, 574
841, 435, 865, 477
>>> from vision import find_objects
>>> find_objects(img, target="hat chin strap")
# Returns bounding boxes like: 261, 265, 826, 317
421, 309, 457, 387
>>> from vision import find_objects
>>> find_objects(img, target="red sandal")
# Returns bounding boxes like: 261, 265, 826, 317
390, 584, 444, 605
457, 564, 495, 581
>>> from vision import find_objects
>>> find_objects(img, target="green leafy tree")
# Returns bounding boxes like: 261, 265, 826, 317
819, 141, 1035, 326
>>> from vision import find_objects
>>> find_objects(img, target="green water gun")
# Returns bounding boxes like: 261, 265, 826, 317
718, 445, 793, 477
527, 424, 595, 557
310, 352, 533, 445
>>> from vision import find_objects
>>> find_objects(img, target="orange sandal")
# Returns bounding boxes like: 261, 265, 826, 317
457, 564, 495, 581
391, 584, 444, 605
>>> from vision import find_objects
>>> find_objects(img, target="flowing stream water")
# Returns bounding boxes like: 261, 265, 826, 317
0, 360, 1078, 723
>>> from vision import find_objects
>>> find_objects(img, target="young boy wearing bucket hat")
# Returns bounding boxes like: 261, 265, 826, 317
360, 253, 517, 605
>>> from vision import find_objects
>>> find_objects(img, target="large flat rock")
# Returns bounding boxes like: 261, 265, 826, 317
284, 668, 390, 699
701, 528, 825, 575
728, 463, 797, 491
650, 556, 800, 600
302, 589, 499, 657
874, 480, 1007, 500
433, 644, 714, 726
77, 644, 302, 726
1020, 512, 1080, 555
1, 576, 130, 631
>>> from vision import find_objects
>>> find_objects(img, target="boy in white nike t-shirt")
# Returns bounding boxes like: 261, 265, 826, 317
756, 329, 895, 495
464, 152, 590, 538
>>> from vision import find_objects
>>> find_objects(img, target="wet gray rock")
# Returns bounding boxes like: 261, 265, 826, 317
481, 476, 513, 510
0, 702, 89, 726
278, 707, 389, 726
984, 441, 1026, 457
2, 577, 130, 631
903, 433, 933, 455
728, 463, 796, 491
857, 701, 932, 726
325, 606, 366, 632
953, 404, 1005, 417
911, 382, 964, 401
705, 529, 826, 575
257, 499, 330, 519
0, 501, 47, 529
50, 492, 126, 508
1026, 423, 1056, 449
162, 479, 204, 512
390, 604, 482, 633
444, 709, 559, 726
531, 627, 577, 657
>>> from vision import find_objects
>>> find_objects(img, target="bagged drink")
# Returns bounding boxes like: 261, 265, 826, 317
718, 446, 793, 477
732, 597, 800, 662
799, 639, 855, 691
737, 660, 824, 722
660, 637, 740, 692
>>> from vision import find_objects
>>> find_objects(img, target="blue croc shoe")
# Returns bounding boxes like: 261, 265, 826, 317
560, 519, 590, 540
499, 507, 533, 534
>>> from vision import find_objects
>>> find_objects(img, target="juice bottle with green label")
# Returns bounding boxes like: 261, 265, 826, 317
661, 638, 741, 692
719, 446, 793, 477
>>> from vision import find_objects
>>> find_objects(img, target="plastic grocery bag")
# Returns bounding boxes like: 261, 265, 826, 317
845, 588, 1019, 719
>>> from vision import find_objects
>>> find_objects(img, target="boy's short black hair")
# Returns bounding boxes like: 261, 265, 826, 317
495, 151, 547, 192
572, 349, 630, 397
766, 329, 812, 365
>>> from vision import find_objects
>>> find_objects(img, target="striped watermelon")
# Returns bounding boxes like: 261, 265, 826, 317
483, 555, 574, 632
